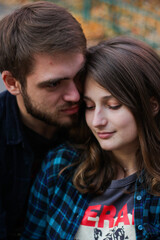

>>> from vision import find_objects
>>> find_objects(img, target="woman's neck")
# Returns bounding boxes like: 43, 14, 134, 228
112, 149, 138, 179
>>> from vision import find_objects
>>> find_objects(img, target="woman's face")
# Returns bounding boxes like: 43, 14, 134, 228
84, 76, 138, 155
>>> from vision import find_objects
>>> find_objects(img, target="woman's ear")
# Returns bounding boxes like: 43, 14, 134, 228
2, 71, 21, 95
150, 97, 160, 116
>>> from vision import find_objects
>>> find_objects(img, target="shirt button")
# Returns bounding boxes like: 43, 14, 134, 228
139, 178, 143, 183
136, 195, 142, 201
138, 225, 143, 231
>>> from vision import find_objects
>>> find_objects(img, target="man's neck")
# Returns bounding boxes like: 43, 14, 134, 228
22, 114, 56, 139
16, 97, 56, 139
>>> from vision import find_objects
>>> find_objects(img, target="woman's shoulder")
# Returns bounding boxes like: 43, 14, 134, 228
42, 142, 79, 173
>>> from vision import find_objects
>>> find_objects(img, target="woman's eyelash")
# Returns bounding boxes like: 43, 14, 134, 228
85, 105, 95, 110
108, 104, 122, 110
85, 104, 122, 110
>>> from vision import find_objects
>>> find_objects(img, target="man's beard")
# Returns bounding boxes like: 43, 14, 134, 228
21, 87, 78, 127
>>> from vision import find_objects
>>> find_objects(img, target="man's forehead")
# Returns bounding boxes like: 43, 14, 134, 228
27, 52, 85, 84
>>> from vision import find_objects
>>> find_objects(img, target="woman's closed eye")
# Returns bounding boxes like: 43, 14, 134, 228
85, 104, 95, 110
108, 104, 122, 110
85, 104, 122, 111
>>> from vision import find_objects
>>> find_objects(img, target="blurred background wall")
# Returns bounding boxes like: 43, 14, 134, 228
0, 0, 160, 92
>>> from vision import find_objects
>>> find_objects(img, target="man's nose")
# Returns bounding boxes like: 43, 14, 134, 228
63, 81, 80, 102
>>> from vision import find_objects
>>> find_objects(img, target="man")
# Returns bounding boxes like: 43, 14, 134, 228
0, 1, 86, 239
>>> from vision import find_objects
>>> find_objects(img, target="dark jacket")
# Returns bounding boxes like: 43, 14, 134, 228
0, 91, 34, 239
0, 91, 68, 239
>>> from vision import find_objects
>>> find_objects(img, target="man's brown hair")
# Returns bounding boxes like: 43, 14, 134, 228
0, 1, 86, 84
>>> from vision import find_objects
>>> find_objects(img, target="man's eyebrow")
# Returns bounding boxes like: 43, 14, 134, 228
37, 77, 69, 87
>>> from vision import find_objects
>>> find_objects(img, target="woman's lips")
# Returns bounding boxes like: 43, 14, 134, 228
97, 131, 116, 139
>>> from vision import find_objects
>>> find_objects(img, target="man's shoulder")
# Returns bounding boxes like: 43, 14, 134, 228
0, 91, 21, 142
0, 90, 8, 103
0, 91, 16, 117
0, 90, 10, 99
0, 91, 8, 119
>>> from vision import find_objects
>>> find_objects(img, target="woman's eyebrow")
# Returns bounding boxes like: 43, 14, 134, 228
83, 95, 113, 101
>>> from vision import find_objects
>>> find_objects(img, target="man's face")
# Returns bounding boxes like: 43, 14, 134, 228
20, 52, 85, 127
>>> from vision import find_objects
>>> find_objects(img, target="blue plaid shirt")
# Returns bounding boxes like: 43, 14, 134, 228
21, 143, 160, 240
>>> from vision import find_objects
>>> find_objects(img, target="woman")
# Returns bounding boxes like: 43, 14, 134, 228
21, 36, 160, 240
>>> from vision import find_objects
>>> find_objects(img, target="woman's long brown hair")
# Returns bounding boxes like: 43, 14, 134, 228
73, 36, 160, 196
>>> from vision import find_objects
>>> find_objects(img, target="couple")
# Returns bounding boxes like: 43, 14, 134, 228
21, 36, 160, 240
21, 28, 160, 240
0, 1, 160, 240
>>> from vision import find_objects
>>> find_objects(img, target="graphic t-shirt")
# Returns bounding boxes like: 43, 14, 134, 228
75, 173, 137, 240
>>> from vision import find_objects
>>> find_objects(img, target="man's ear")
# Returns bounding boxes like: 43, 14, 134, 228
150, 97, 160, 116
2, 71, 21, 95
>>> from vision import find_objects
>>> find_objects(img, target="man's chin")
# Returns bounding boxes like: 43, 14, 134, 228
27, 108, 78, 127
57, 118, 77, 128
46, 115, 77, 127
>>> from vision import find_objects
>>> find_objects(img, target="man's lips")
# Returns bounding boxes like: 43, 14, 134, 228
61, 105, 79, 115
96, 131, 116, 139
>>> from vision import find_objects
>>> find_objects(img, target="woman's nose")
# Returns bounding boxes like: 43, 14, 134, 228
92, 110, 108, 127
